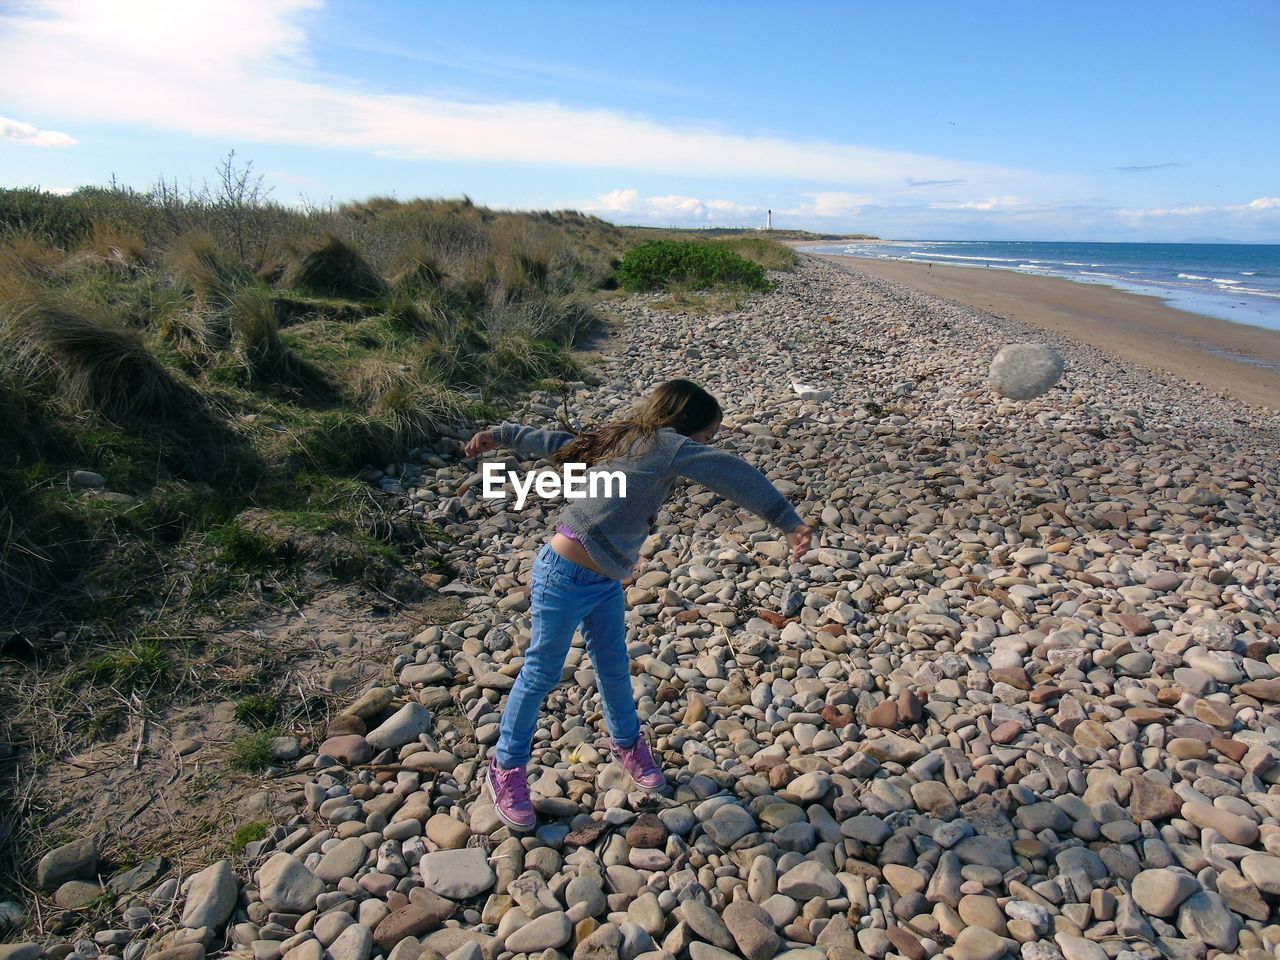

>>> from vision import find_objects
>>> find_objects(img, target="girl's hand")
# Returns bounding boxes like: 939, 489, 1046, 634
464, 430, 496, 457
787, 523, 814, 561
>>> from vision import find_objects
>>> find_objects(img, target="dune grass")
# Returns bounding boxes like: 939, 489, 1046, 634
710, 236, 799, 271
0, 180, 627, 651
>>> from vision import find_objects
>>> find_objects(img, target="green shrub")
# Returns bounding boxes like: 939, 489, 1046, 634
0, 188, 95, 247
228, 730, 278, 772
229, 821, 269, 853
79, 640, 172, 691
234, 694, 279, 727
206, 519, 291, 570
616, 240, 769, 292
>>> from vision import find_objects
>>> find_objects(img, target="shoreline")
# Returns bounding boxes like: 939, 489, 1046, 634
804, 249, 1280, 412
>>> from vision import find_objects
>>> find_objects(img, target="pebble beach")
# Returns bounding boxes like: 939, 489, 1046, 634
16, 255, 1280, 960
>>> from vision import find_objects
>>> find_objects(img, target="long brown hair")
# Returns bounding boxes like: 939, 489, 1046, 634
553, 379, 721, 467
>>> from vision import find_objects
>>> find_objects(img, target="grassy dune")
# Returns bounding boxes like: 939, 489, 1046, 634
0, 186, 628, 639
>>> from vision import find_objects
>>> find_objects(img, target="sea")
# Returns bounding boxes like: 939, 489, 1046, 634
804, 240, 1280, 331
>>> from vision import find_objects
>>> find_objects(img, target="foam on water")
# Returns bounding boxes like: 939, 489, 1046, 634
811, 239, 1280, 331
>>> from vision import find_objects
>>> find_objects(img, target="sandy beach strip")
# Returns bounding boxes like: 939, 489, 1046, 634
804, 250, 1280, 412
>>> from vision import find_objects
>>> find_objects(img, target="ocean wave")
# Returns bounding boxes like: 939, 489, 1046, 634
1178, 273, 1212, 281
1241, 271, 1256, 276
912, 252, 1023, 262
1213, 278, 1242, 286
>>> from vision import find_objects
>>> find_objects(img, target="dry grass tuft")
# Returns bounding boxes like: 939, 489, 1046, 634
1, 295, 199, 425
227, 287, 311, 388
286, 234, 388, 301
351, 354, 416, 407
170, 233, 250, 307
711, 235, 798, 271
390, 243, 446, 293
84, 221, 148, 267
2, 233, 65, 278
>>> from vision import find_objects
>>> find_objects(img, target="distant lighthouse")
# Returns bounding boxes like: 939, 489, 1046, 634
766, 209, 772, 231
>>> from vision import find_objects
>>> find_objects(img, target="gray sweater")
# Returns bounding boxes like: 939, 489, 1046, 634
495, 421, 803, 580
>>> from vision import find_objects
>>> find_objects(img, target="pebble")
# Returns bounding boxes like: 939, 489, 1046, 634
947, 926, 1007, 960
419, 849, 494, 900
503, 911, 571, 952
1130, 869, 1199, 917
257, 854, 324, 913
366, 702, 432, 750
36, 838, 97, 891
180, 861, 237, 930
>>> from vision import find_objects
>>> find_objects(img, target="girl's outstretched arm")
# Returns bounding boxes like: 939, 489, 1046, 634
673, 442, 811, 558
465, 421, 575, 460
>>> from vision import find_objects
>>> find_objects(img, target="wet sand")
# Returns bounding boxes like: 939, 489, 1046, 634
805, 250, 1280, 412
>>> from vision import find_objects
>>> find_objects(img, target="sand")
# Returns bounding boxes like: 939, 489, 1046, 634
803, 249, 1280, 412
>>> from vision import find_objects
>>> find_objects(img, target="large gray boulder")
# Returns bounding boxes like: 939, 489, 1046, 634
989, 342, 1064, 399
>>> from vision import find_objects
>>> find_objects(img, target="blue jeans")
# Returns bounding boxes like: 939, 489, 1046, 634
495, 543, 639, 768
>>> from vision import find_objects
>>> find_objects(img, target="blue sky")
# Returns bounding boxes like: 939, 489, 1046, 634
1, 0, 1278, 241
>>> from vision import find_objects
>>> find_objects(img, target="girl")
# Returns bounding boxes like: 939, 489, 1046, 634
464, 379, 812, 829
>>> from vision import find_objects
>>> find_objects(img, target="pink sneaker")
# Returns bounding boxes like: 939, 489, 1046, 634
610, 735, 666, 791
486, 757, 535, 830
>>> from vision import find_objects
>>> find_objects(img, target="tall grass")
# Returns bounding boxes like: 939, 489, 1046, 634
0, 297, 199, 426
711, 236, 798, 271
0, 179, 625, 638
286, 234, 388, 301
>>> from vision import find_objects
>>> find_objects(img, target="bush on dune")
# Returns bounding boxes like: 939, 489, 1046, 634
616, 239, 770, 292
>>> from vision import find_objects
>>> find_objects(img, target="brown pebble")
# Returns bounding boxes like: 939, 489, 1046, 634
1193, 699, 1237, 728
898, 690, 923, 723
1029, 685, 1062, 704
822, 703, 855, 729
992, 721, 1023, 745
757, 609, 787, 628
1167, 738, 1208, 760
1112, 613, 1154, 635
768, 763, 798, 789
990, 666, 1030, 689
325, 715, 367, 737
866, 699, 900, 729
624, 813, 667, 849
887, 927, 925, 960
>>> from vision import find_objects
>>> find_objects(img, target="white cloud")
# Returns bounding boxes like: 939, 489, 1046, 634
0, 0, 1030, 189
585, 188, 760, 224
0, 114, 77, 148
931, 195, 1029, 211
1117, 197, 1280, 218
591, 188, 641, 213
780, 192, 875, 218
